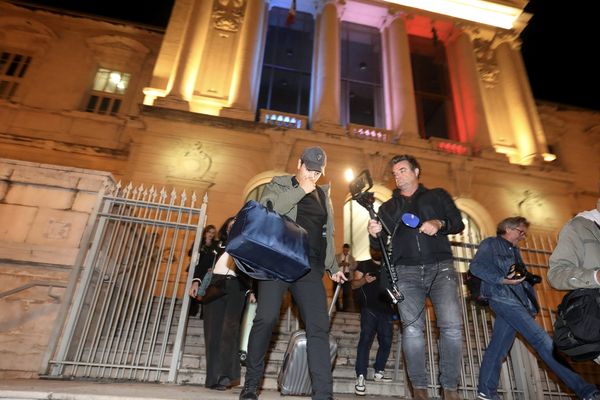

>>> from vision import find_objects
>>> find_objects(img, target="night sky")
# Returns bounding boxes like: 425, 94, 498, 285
14, 0, 600, 111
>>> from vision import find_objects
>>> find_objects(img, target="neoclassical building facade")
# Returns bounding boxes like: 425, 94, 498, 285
0, 0, 599, 382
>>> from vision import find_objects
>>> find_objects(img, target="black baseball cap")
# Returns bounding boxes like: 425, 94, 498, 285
301, 146, 327, 174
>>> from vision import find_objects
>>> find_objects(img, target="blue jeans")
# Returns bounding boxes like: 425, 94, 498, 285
395, 260, 463, 390
355, 308, 394, 377
479, 298, 598, 399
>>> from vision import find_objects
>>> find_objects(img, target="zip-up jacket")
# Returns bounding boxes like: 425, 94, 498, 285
259, 175, 339, 276
370, 184, 464, 266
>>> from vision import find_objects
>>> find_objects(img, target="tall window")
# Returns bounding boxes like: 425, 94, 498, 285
340, 22, 384, 128
85, 68, 131, 116
409, 35, 457, 140
257, 7, 314, 116
0, 51, 32, 100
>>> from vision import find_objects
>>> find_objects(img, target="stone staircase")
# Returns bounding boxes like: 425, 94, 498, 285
177, 310, 409, 396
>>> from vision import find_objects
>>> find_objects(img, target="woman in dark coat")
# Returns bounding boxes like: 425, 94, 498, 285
187, 224, 218, 317
189, 217, 255, 390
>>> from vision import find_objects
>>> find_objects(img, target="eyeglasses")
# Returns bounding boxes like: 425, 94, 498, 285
513, 227, 527, 236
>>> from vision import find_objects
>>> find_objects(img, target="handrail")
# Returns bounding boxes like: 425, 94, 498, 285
0, 281, 67, 299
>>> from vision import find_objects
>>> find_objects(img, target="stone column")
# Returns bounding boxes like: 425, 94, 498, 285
157, 0, 213, 110
310, 0, 343, 134
446, 29, 492, 151
495, 40, 543, 165
381, 11, 419, 140
221, 0, 268, 120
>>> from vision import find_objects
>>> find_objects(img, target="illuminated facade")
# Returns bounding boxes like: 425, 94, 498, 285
0, 0, 599, 380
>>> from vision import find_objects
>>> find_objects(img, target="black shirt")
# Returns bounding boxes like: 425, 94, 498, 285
293, 177, 327, 270
355, 259, 394, 314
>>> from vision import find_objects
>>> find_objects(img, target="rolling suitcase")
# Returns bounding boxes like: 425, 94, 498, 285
239, 300, 257, 365
277, 284, 341, 396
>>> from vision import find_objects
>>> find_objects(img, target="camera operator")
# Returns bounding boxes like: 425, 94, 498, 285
469, 216, 600, 400
367, 154, 465, 400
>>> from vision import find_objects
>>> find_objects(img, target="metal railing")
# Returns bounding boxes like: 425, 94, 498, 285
44, 183, 207, 383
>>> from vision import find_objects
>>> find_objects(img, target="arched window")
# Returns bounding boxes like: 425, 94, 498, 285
343, 197, 383, 261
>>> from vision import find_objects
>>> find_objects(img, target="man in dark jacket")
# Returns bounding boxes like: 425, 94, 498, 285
367, 154, 464, 400
352, 248, 394, 396
470, 216, 600, 400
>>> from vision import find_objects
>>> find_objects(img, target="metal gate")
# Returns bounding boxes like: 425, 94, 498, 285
42, 183, 206, 382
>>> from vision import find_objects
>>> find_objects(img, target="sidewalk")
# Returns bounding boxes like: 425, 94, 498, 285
0, 379, 396, 400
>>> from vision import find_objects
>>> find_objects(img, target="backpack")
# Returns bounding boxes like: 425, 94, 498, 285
465, 270, 489, 307
553, 288, 600, 361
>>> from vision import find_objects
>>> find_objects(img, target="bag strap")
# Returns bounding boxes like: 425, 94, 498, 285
197, 250, 218, 296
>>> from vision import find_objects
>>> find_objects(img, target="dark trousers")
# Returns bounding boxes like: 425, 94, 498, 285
244, 268, 332, 400
203, 276, 245, 388
355, 308, 393, 377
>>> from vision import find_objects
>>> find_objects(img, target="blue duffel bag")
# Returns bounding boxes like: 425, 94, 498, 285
226, 200, 310, 282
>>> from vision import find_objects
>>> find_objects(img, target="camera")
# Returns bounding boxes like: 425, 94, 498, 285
508, 263, 542, 286
349, 169, 373, 199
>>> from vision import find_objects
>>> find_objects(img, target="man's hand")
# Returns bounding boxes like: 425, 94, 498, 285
297, 173, 316, 194
329, 270, 348, 283
189, 280, 199, 297
248, 292, 257, 303
368, 219, 382, 237
502, 271, 526, 285
364, 274, 377, 283
419, 219, 443, 236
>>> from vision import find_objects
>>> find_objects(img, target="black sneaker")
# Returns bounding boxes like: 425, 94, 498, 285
239, 383, 259, 400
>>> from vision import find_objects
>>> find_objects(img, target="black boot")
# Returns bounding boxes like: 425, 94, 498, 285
239, 382, 259, 400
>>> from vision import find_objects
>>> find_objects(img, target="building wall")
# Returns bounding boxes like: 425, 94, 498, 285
0, 158, 113, 378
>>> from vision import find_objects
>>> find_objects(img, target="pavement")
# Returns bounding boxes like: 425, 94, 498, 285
0, 379, 396, 400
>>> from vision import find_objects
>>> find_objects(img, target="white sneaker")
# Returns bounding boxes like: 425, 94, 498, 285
373, 370, 392, 382
354, 374, 366, 396
477, 392, 500, 400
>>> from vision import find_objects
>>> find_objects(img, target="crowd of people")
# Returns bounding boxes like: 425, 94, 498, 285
186, 147, 600, 400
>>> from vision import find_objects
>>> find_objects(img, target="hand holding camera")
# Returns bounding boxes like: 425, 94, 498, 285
506, 263, 542, 286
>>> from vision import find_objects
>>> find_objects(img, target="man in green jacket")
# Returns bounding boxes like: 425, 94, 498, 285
240, 146, 346, 400
548, 198, 600, 290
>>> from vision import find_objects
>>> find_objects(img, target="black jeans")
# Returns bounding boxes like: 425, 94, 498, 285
244, 268, 332, 400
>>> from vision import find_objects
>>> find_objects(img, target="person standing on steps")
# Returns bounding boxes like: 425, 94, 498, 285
239, 146, 346, 400
367, 154, 465, 400
352, 247, 394, 396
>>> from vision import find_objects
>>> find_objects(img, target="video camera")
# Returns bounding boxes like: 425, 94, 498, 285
508, 263, 542, 286
349, 169, 375, 207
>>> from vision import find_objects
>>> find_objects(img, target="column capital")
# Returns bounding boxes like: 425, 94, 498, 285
453, 23, 521, 49
314, 0, 345, 18
380, 7, 411, 30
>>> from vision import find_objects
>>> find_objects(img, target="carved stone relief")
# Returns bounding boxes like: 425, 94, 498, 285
212, 0, 246, 32
472, 37, 499, 89
167, 141, 215, 184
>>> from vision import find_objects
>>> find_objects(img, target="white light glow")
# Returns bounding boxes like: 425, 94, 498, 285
383, 0, 522, 29
110, 72, 122, 84
345, 168, 355, 183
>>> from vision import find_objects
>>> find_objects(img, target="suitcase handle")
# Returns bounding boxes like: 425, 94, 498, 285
327, 283, 342, 319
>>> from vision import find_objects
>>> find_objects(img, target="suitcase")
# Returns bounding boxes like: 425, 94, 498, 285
277, 284, 341, 396
239, 301, 257, 365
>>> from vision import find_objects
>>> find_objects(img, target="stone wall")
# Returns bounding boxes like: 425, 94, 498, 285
0, 158, 113, 378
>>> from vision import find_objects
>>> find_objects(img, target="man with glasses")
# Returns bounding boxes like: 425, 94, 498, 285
367, 154, 465, 400
470, 216, 600, 400
240, 146, 347, 400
